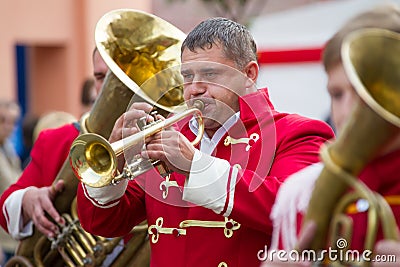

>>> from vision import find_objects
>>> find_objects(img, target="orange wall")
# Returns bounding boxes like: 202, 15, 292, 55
0, 0, 151, 118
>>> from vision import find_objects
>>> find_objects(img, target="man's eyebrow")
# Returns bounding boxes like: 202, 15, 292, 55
181, 66, 221, 74
199, 67, 219, 73
180, 69, 192, 75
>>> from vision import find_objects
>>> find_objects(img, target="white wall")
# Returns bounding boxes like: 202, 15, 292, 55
257, 63, 329, 120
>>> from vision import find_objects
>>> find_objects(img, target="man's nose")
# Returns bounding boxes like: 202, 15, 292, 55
186, 81, 207, 97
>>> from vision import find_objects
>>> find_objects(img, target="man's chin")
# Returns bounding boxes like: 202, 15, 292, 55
203, 118, 222, 131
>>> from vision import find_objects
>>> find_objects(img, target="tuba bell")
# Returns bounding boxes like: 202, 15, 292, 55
300, 28, 400, 266
6, 9, 186, 267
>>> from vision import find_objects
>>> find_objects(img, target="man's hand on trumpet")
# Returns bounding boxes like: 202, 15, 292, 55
109, 102, 156, 172
110, 101, 196, 177
109, 102, 154, 143
142, 129, 196, 177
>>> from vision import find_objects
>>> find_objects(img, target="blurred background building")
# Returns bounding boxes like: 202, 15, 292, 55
0, 0, 398, 156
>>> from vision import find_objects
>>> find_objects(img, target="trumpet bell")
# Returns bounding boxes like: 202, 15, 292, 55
70, 100, 205, 188
70, 133, 117, 187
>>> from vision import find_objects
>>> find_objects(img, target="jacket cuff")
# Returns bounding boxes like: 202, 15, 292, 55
4, 187, 34, 239
82, 179, 128, 208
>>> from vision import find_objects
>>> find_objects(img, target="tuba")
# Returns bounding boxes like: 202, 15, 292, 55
300, 28, 400, 266
6, 9, 186, 267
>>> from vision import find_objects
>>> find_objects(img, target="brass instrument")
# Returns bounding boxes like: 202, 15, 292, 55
7, 9, 186, 267
70, 100, 204, 188
300, 28, 400, 266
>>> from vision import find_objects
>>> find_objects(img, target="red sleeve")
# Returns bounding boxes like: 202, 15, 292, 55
77, 178, 147, 237
0, 124, 79, 232
230, 117, 334, 240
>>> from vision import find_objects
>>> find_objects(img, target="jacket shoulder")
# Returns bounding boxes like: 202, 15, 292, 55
275, 113, 335, 138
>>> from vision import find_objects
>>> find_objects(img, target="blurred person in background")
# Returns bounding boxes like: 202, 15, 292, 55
32, 111, 77, 143
20, 114, 39, 169
18, 110, 76, 170
0, 100, 22, 265
263, 3, 400, 267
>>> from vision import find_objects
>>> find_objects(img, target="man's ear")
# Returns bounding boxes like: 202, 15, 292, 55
244, 61, 259, 83
242, 61, 259, 90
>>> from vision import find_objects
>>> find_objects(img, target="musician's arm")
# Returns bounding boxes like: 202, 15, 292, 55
0, 126, 76, 238
77, 179, 147, 237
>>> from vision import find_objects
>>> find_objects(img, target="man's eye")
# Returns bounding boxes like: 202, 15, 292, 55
205, 72, 216, 78
330, 91, 343, 100
95, 75, 105, 82
182, 74, 194, 80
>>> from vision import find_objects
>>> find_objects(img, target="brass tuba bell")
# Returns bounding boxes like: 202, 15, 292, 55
68, 9, 205, 188
93, 8, 187, 116
300, 28, 400, 265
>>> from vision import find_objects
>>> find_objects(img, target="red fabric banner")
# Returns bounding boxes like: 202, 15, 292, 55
257, 47, 324, 64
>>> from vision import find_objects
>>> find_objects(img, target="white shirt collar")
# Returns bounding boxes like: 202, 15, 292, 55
189, 112, 240, 155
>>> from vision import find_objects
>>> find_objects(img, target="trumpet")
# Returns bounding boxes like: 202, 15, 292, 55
69, 100, 204, 187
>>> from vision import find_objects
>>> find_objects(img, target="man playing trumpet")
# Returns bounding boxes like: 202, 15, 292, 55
77, 17, 334, 266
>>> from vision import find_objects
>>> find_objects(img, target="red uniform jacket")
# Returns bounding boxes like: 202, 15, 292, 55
77, 88, 335, 267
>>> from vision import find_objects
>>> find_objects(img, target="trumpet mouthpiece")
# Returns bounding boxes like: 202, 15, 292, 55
193, 100, 205, 111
